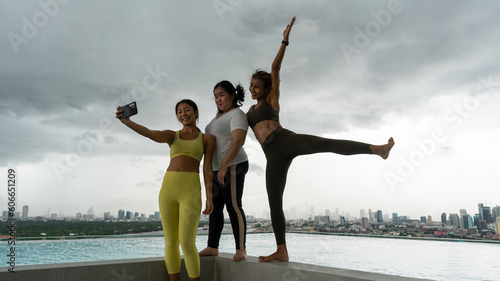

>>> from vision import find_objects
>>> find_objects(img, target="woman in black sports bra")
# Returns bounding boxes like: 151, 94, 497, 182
246, 17, 395, 263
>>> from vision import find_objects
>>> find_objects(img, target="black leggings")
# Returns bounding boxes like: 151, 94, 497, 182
263, 127, 371, 245
207, 161, 248, 250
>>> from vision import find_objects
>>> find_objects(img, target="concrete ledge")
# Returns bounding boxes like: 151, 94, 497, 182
0, 254, 431, 281
0, 256, 213, 281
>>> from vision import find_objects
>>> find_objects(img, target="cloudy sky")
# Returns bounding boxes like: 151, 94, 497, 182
1, 0, 499, 221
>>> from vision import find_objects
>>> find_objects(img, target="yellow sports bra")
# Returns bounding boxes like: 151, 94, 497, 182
170, 131, 204, 162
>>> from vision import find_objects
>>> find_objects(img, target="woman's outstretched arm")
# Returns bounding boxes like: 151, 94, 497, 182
116, 107, 175, 144
268, 16, 296, 110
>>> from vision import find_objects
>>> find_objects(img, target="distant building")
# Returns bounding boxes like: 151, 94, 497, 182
474, 214, 481, 229
118, 209, 125, 221
314, 215, 330, 225
478, 203, 484, 219
427, 215, 432, 225
492, 206, 500, 221
459, 209, 467, 218
22, 205, 29, 220
361, 217, 369, 228
462, 214, 474, 229
478, 203, 493, 223
104, 212, 112, 221
360, 209, 366, 219
420, 216, 426, 223
441, 213, 447, 224
483, 207, 493, 223
340, 216, 346, 226
376, 210, 383, 223
392, 213, 398, 224
449, 214, 460, 227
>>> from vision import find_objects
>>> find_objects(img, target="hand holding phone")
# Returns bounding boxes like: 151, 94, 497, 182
117, 102, 138, 120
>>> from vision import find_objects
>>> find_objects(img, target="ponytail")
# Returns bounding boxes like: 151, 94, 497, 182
213, 80, 245, 113
234, 84, 245, 107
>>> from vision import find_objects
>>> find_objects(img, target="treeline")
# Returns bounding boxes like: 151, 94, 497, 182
1, 220, 166, 237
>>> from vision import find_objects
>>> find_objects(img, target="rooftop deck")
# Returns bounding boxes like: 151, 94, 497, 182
1, 253, 431, 281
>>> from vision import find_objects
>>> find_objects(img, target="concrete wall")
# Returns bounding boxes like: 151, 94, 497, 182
0, 253, 431, 281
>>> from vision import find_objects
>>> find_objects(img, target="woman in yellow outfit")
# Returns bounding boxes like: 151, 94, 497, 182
116, 99, 215, 281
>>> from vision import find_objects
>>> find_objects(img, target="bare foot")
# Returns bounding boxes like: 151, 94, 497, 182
199, 247, 219, 257
233, 249, 247, 262
258, 244, 289, 262
370, 137, 395, 160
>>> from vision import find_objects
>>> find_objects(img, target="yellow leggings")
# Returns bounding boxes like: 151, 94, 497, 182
159, 171, 201, 278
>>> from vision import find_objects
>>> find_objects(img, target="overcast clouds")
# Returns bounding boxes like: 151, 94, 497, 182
1, 0, 499, 221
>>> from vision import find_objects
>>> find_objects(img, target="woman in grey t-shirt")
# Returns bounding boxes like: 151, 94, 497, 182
199, 80, 249, 262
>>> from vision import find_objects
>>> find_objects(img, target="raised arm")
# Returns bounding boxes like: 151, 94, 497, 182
268, 16, 296, 110
202, 134, 216, 215
116, 107, 175, 144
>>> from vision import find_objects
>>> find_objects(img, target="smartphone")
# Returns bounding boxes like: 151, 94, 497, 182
118, 102, 138, 119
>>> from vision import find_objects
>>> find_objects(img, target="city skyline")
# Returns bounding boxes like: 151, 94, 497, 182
7, 201, 499, 223
2, 2, 500, 223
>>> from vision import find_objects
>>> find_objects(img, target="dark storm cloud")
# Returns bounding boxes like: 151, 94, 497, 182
1, 0, 500, 168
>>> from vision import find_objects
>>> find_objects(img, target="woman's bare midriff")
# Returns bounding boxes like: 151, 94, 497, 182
167, 156, 200, 172
252, 120, 281, 145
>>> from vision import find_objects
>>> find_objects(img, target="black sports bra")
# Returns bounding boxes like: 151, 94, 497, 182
247, 99, 279, 129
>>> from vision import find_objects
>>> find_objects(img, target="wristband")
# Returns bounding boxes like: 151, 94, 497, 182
281, 40, 289, 46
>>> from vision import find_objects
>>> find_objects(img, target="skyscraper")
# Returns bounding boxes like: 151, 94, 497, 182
449, 214, 460, 227
340, 216, 346, 226
392, 213, 399, 224
462, 214, 473, 229
459, 209, 467, 217
361, 217, 369, 228
492, 206, 500, 221
441, 213, 447, 224
22, 205, 29, 220
360, 209, 366, 219
104, 212, 112, 221
118, 209, 125, 221
478, 203, 485, 220
376, 210, 383, 223
483, 207, 493, 223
